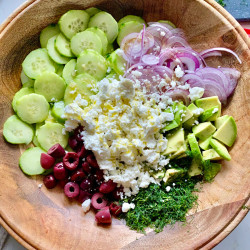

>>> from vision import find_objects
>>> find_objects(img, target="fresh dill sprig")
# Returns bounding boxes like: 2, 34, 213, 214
216, 0, 226, 7
121, 179, 199, 233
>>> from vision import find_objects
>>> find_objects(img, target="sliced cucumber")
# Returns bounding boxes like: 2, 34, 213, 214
45, 110, 57, 124
19, 147, 46, 175
59, 10, 89, 39
55, 33, 74, 57
16, 93, 49, 124
56, 64, 64, 76
86, 27, 108, 55
40, 24, 60, 48
62, 59, 76, 85
51, 101, 66, 123
106, 43, 114, 54
22, 48, 56, 79
85, 7, 101, 17
36, 122, 68, 151
21, 69, 34, 87
70, 30, 103, 56
88, 11, 118, 43
12, 87, 34, 112
64, 73, 96, 105
47, 36, 71, 64
34, 72, 66, 102
3, 115, 34, 145
108, 49, 127, 75
118, 15, 146, 27
32, 134, 41, 147
117, 21, 144, 46
76, 49, 107, 80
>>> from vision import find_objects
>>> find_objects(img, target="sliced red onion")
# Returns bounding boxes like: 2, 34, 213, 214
181, 73, 204, 86
165, 89, 190, 105
176, 52, 202, 71
199, 47, 242, 64
142, 54, 160, 65
148, 22, 175, 31
200, 50, 222, 59
164, 36, 190, 49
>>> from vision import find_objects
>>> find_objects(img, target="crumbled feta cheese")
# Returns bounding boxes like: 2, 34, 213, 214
192, 108, 204, 116
174, 65, 184, 78
81, 199, 91, 213
166, 186, 171, 192
160, 31, 166, 37
122, 202, 135, 213
38, 184, 42, 189
189, 87, 204, 102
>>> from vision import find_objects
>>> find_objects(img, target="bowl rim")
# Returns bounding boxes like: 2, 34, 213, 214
0, 0, 249, 249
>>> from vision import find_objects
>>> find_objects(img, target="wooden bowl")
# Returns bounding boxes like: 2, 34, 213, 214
0, 0, 249, 249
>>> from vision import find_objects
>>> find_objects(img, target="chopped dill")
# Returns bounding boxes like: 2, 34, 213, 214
121, 179, 199, 233
216, 0, 226, 7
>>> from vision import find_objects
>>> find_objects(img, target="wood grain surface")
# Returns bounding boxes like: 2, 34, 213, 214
0, 0, 249, 249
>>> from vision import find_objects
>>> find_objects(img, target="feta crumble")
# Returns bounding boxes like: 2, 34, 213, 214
189, 87, 204, 102
122, 202, 135, 213
81, 199, 91, 213
174, 65, 184, 78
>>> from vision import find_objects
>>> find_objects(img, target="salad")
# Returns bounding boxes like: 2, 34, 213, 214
2, 7, 241, 233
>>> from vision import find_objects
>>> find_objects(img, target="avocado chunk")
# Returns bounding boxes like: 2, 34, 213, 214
163, 168, 186, 184
202, 149, 222, 161
198, 136, 212, 150
187, 133, 203, 163
210, 139, 231, 161
163, 128, 185, 156
152, 170, 165, 180
214, 115, 230, 129
183, 103, 203, 129
181, 106, 193, 123
203, 162, 221, 181
163, 103, 178, 132
188, 159, 202, 177
213, 116, 237, 147
192, 122, 216, 140
170, 142, 187, 159
195, 96, 221, 121
199, 106, 219, 122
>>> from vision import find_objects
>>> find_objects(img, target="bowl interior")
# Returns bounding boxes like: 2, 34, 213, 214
0, 0, 249, 249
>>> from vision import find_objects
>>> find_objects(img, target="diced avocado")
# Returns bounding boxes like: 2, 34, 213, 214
181, 106, 193, 123
192, 122, 216, 140
188, 159, 202, 177
203, 162, 221, 181
163, 168, 186, 184
187, 133, 203, 163
183, 103, 201, 129
153, 170, 165, 180
170, 142, 187, 159
214, 115, 230, 129
210, 139, 231, 161
213, 116, 237, 147
199, 136, 212, 150
163, 120, 179, 131
174, 102, 186, 124
163, 128, 185, 156
195, 96, 221, 121
202, 149, 222, 161
199, 106, 219, 122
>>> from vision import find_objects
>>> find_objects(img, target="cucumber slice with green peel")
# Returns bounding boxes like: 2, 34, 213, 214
21, 69, 34, 86
70, 30, 103, 56
117, 21, 144, 46
62, 59, 76, 85
64, 73, 96, 105
12, 87, 34, 112
51, 101, 66, 123
3, 115, 34, 145
59, 10, 89, 39
19, 147, 46, 175
55, 33, 74, 57
36, 122, 69, 151
88, 11, 118, 43
76, 49, 108, 80
56, 64, 64, 76
40, 24, 60, 48
118, 15, 146, 27
158, 20, 176, 28
106, 43, 114, 54
85, 7, 101, 17
45, 110, 57, 124
108, 49, 127, 75
16, 93, 49, 124
22, 48, 56, 79
32, 134, 41, 147
47, 36, 71, 64
86, 27, 108, 55
34, 72, 66, 102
